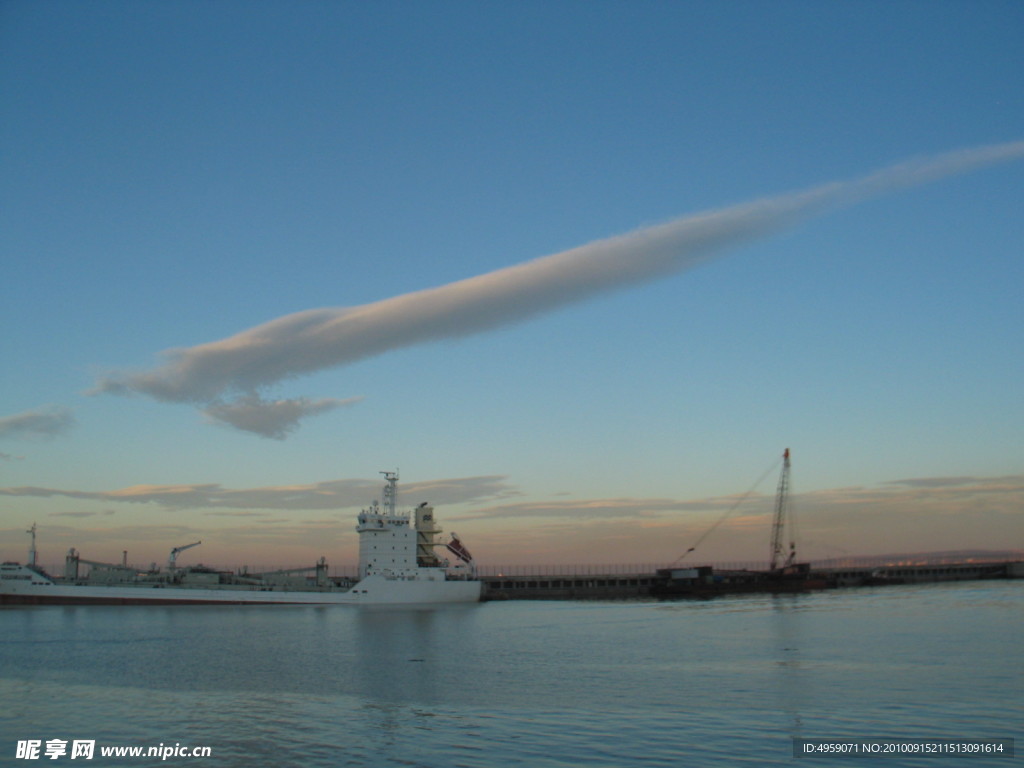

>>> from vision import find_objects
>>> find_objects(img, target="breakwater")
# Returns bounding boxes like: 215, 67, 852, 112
482, 559, 1022, 600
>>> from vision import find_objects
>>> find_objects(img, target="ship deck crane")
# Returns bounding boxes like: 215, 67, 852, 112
168, 541, 201, 571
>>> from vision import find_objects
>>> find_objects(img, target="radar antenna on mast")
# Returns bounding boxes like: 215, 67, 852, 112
26, 523, 37, 568
380, 470, 399, 516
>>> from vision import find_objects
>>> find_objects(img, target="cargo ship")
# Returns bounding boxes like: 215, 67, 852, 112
0, 472, 482, 605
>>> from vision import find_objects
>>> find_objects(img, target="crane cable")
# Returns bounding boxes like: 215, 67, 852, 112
671, 454, 784, 566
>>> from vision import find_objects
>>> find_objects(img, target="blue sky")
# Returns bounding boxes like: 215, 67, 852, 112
2, 0, 1022, 570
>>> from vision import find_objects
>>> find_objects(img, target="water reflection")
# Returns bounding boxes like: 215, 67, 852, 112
352, 604, 483, 707
769, 594, 807, 738
2, 586, 1020, 768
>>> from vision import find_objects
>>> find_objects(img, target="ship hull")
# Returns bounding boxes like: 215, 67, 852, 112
0, 572, 483, 606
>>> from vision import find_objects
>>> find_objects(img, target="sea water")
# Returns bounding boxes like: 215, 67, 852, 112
0, 580, 1019, 767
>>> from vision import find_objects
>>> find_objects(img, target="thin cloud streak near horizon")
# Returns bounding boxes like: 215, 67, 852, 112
0, 406, 76, 441
0, 475, 516, 511
93, 140, 1024, 437
5, 473, 1020, 567
5, 473, 1020, 520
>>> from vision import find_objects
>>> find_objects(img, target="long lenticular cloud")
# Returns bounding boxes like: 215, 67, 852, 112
94, 141, 1024, 431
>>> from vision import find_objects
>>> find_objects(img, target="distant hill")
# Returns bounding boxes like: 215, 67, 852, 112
809, 549, 1024, 567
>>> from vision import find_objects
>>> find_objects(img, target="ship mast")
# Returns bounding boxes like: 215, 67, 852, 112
769, 448, 796, 572
381, 470, 398, 516
27, 523, 37, 567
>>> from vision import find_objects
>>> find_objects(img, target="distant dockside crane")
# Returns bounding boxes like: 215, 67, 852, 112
769, 448, 797, 572
168, 541, 202, 571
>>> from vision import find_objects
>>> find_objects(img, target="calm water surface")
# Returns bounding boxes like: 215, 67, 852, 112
1, 581, 1020, 767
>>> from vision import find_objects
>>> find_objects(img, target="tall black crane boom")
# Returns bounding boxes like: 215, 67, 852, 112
769, 448, 796, 571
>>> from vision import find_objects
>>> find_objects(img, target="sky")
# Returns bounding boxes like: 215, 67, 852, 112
1, 0, 1022, 572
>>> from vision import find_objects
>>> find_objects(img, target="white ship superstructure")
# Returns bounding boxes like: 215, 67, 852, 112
1, 472, 481, 606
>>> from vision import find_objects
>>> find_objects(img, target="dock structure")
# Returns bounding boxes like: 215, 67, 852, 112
821, 560, 1015, 587
482, 452, 1024, 601
482, 559, 1022, 601
483, 572, 659, 600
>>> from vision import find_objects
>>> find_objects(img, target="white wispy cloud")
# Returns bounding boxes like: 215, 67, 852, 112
92, 140, 1024, 436
202, 395, 364, 439
0, 406, 75, 440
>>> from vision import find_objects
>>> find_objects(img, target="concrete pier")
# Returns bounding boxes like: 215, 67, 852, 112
482, 559, 1022, 601
483, 573, 658, 600
821, 560, 1012, 587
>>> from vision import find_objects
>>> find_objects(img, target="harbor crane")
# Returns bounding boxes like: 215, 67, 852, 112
168, 541, 201, 571
769, 448, 797, 572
